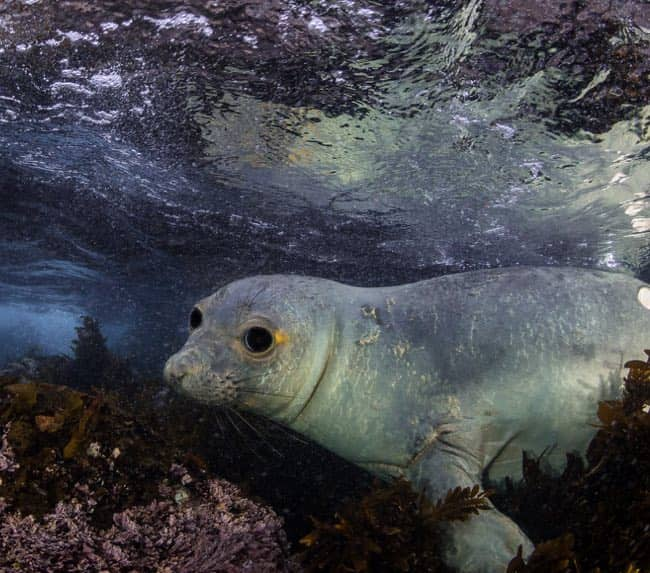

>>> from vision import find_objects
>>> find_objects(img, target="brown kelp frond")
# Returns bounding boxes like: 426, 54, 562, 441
588, 348, 650, 470
507, 535, 577, 573
62, 394, 104, 460
622, 349, 650, 414
299, 478, 489, 573
421, 484, 492, 524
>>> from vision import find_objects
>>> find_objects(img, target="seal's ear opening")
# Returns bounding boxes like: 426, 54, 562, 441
189, 307, 203, 330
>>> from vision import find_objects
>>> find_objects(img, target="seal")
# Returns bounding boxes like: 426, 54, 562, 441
164, 267, 650, 572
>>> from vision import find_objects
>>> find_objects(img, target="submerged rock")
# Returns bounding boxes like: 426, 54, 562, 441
0, 422, 18, 475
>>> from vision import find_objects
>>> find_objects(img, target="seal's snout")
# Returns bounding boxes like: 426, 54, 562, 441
163, 347, 207, 388
162, 353, 183, 387
163, 346, 238, 404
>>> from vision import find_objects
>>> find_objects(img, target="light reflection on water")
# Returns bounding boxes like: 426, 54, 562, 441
0, 0, 648, 365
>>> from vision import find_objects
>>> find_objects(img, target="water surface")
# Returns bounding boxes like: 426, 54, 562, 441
1, 0, 648, 366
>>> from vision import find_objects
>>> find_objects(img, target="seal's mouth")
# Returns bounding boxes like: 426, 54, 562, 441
163, 350, 239, 405
187, 372, 239, 405
164, 355, 295, 408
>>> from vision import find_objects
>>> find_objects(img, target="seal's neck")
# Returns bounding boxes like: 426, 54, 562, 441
272, 310, 337, 427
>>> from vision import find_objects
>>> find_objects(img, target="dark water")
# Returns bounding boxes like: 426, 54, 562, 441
1, 0, 649, 369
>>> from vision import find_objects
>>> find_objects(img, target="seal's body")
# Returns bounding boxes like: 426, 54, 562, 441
164, 267, 650, 572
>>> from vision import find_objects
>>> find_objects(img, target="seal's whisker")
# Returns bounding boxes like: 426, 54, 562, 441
236, 373, 265, 383
222, 408, 266, 461
223, 408, 245, 438
260, 416, 309, 445
212, 409, 228, 435
238, 388, 294, 399
229, 407, 283, 457
223, 406, 264, 461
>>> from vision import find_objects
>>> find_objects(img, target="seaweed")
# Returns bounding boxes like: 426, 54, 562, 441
71, 316, 109, 366
298, 479, 491, 573
0, 381, 173, 523
66, 316, 132, 391
501, 350, 650, 573
62, 394, 103, 460
507, 535, 577, 573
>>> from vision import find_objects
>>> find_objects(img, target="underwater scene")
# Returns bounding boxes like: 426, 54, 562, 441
1, 1, 649, 571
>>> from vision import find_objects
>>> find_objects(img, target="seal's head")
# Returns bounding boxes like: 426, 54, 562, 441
163, 275, 336, 424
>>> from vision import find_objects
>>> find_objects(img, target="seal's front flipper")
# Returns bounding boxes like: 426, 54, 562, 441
408, 437, 533, 572
440, 503, 533, 573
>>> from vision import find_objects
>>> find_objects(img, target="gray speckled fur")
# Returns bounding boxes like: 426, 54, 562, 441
164, 267, 650, 572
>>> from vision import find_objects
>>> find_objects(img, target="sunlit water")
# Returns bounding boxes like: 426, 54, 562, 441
1, 0, 648, 367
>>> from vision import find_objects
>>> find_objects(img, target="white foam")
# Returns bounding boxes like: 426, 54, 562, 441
79, 110, 118, 125
90, 72, 123, 89
100, 22, 119, 32
143, 12, 213, 37
61, 68, 84, 78
495, 123, 516, 139
357, 8, 377, 18
625, 203, 644, 216
609, 172, 628, 185
50, 82, 94, 95
522, 161, 543, 179
57, 30, 99, 45
59, 31, 84, 42
599, 251, 619, 269
307, 16, 329, 33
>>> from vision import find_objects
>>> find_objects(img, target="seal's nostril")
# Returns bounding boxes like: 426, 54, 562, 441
190, 307, 203, 330
163, 349, 208, 388
163, 357, 184, 385
163, 361, 174, 384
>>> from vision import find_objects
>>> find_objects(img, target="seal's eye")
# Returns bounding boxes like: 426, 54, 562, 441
243, 326, 274, 354
189, 307, 203, 330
